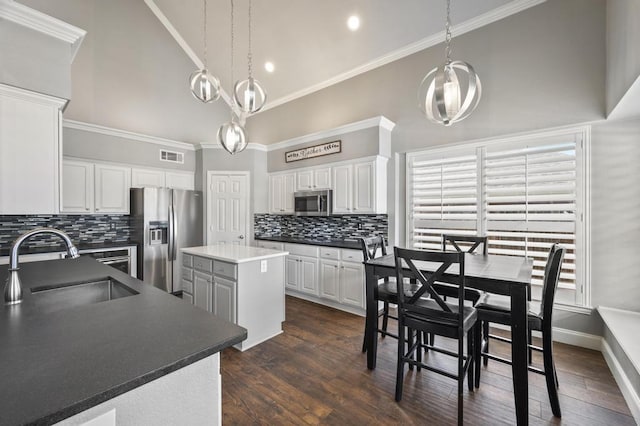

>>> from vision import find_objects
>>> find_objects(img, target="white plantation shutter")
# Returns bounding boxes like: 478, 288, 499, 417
407, 128, 587, 306
408, 149, 478, 251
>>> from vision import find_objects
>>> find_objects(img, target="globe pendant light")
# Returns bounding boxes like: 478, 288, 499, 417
233, 0, 267, 113
218, 0, 248, 155
418, 0, 481, 126
189, 0, 220, 103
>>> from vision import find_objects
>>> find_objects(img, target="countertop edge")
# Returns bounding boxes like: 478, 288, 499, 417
181, 248, 289, 264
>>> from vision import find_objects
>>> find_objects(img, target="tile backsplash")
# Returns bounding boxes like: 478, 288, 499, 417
0, 215, 133, 251
254, 214, 387, 241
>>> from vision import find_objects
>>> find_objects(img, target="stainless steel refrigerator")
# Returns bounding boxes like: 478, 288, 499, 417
130, 188, 203, 293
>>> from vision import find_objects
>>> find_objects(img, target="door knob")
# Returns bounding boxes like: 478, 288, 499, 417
239, 235, 245, 239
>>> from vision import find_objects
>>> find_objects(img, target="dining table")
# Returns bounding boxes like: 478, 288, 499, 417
364, 251, 534, 426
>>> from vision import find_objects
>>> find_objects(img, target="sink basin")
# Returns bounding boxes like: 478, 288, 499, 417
30, 278, 138, 312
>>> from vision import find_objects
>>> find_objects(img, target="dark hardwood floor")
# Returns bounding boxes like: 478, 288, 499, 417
221, 296, 634, 425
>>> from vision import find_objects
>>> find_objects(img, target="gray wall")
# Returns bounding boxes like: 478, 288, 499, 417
247, 0, 614, 336
63, 127, 196, 171
267, 126, 387, 172
606, 0, 640, 115
0, 19, 72, 99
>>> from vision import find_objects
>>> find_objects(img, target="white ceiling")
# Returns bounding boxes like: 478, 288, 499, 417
147, 0, 545, 112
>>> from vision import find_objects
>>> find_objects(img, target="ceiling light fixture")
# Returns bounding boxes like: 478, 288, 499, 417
218, 0, 247, 155
347, 15, 360, 31
417, 0, 481, 126
233, 0, 267, 114
264, 61, 275, 73
189, 0, 220, 103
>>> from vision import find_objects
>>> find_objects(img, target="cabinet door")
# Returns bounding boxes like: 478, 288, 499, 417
314, 168, 332, 189
319, 259, 340, 302
132, 168, 165, 188
296, 170, 313, 191
285, 255, 300, 290
166, 171, 195, 190
283, 173, 296, 213
62, 160, 94, 213
332, 165, 352, 214
269, 175, 283, 213
213, 276, 237, 323
340, 261, 365, 308
193, 271, 212, 312
353, 161, 375, 213
94, 164, 131, 213
298, 256, 319, 296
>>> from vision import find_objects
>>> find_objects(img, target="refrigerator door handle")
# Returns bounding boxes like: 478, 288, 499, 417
171, 200, 178, 261
168, 203, 175, 261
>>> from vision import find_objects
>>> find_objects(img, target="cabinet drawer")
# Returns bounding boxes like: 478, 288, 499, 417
182, 254, 193, 268
182, 279, 193, 294
257, 241, 285, 251
285, 243, 319, 257
341, 249, 363, 262
181, 267, 193, 282
213, 260, 237, 279
193, 256, 213, 273
319, 247, 340, 260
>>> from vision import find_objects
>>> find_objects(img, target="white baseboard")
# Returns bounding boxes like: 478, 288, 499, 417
601, 339, 640, 424
285, 290, 365, 317
491, 323, 602, 351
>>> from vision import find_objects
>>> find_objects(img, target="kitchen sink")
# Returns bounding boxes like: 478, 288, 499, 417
30, 278, 138, 312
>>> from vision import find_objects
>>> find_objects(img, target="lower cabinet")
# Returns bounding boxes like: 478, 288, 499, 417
285, 255, 318, 296
213, 276, 237, 324
339, 261, 365, 308
319, 259, 340, 301
193, 270, 212, 312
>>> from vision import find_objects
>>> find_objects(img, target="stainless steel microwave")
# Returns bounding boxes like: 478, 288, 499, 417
294, 190, 332, 216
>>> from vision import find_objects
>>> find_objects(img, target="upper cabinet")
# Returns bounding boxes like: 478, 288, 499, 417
62, 160, 94, 213
0, 85, 66, 214
94, 164, 131, 213
269, 173, 296, 214
165, 171, 195, 190
296, 167, 332, 191
62, 160, 130, 214
131, 168, 195, 190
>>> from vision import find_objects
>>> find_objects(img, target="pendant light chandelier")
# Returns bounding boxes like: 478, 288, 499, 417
217, 0, 247, 154
418, 0, 481, 126
189, 0, 221, 103
233, 0, 267, 113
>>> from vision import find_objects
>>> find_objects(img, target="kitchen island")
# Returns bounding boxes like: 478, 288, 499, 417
181, 245, 288, 351
0, 256, 246, 425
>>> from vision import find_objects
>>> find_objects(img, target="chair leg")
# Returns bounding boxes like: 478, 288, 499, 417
395, 323, 406, 402
482, 321, 489, 366
408, 328, 415, 371
467, 328, 474, 392
542, 328, 562, 417
381, 302, 390, 338
474, 322, 482, 388
528, 329, 533, 364
458, 335, 464, 425
416, 330, 422, 372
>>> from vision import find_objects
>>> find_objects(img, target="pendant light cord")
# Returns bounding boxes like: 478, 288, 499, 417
203, 0, 208, 69
445, 0, 452, 65
247, 0, 253, 78
230, 0, 235, 120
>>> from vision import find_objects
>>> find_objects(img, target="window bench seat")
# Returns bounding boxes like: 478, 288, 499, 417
598, 306, 640, 423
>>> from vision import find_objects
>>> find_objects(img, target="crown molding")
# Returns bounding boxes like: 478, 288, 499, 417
63, 119, 196, 151
0, 83, 67, 108
0, 0, 86, 62
264, 116, 396, 152
198, 142, 267, 152
258, 0, 547, 112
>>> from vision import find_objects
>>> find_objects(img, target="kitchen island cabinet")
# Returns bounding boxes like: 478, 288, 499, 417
181, 245, 289, 351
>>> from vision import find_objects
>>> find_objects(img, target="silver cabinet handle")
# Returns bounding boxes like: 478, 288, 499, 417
239, 235, 244, 239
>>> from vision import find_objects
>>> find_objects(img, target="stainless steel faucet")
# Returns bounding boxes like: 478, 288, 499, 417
4, 228, 80, 305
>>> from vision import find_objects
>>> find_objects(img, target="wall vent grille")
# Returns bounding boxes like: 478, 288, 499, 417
160, 149, 184, 164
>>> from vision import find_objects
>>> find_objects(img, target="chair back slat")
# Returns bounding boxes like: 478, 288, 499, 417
540, 244, 565, 322
394, 247, 466, 327
442, 234, 488, 256
360, 236, 387, 261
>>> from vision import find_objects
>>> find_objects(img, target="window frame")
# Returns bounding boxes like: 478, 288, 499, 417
405, 125, 591, 310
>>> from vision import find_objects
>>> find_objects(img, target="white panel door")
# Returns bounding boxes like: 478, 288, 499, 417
193, 271, 212, 312
340, 262, 365, 308
166, 171, 195, 190
132, 168, 165, 188
213, 276, 237, 323
94, 164, 131, 213
285, 256, 300, 291
283, 173, 296, 213
332, 165, 352, 213
353, 161, 375, 213
314, 168, 332, 189
319, 259, 340, 301
299, 256, 319, 296
296, 170, 313, 191
207, 173, 249, 245
62, 160, 94, 213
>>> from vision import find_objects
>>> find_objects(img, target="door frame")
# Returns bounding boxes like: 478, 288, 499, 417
206, 171, 251, 245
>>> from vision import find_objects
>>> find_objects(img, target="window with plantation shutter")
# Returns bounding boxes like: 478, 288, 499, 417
407, 127, 589, 308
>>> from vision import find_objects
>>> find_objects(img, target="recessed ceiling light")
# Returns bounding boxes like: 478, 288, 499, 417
264, 61, 275, 73
347, 15, 360, 31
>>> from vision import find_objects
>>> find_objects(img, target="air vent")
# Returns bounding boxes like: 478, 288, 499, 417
160, 149, 184, 164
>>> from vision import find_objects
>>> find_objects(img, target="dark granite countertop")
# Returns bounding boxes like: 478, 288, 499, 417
0, 256, 246, 425
255, 235, 363, 250
0, 241, 139, 257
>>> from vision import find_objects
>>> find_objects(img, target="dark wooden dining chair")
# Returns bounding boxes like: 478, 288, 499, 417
393, 247, 477, 426
360, 236, 419, 352
474, 244, 565, 417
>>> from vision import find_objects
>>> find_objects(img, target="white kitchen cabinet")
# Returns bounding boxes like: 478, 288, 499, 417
332, 157, 387, 214
61, 160, 94, 213
354, 161, 375, 213
319, 259, 340, 301
285, 255, 300, 291
297, 167, 332, 190
314, 167, 332, 189
286, 255, 319, 295
213, 276, 237, 323
193, 270, 212, 312
332, 165, 353, 214
94, 164, 131, 213
340, 261, 365, 308
131, 168, 165, 188
269, 173, 295, 214
166, 171, 195, 190
0, 85, 65, 214
296, 170, 313, 191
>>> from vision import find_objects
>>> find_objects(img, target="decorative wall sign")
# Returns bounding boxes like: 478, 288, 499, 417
285, 140, 341, 163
